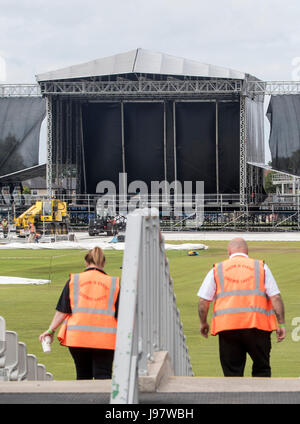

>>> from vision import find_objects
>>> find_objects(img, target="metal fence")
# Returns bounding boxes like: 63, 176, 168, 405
3, 192, 300, 232
110, 208, 193, 404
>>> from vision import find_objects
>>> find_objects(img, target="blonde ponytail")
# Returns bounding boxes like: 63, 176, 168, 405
85, 247, 106, 268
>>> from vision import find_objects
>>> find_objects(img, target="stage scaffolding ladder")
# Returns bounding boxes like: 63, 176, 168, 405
110, 208, 193, 404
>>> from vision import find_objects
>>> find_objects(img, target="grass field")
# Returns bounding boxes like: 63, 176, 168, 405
0, 240, 300, 379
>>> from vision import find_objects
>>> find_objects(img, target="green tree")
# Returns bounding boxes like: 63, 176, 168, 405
264, 171, 276, 194
22, 185, 31, 194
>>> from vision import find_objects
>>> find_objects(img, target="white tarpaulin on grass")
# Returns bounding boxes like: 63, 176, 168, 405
0, 276, 50, 285
0, 236, 208, 251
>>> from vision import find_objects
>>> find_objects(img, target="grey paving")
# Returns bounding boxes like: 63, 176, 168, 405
0, 378, 300, 404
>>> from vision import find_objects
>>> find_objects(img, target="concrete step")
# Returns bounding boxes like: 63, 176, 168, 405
1, 352, 299, 404
1, 377, 300, 404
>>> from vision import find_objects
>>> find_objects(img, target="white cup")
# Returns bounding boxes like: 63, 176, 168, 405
42, 335, 52, 353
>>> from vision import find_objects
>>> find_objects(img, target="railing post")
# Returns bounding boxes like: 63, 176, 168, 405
111, 208, 194, 405
110, 211, 143, 404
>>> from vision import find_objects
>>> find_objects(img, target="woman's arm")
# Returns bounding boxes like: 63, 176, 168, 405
39, 311, 68, 343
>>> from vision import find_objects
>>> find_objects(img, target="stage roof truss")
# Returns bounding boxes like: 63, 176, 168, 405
37, 78, 243, 97
2, 81, 300, 98
0, 84, 41, 97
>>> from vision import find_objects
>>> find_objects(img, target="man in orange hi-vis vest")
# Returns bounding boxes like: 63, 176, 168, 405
197, 237, 285, 377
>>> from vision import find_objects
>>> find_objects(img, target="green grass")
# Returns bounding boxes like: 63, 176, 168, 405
1, 241, 300, 379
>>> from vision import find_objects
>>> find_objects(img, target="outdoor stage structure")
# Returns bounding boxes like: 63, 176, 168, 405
35, 49, 267, 208
2, 49, 300, 229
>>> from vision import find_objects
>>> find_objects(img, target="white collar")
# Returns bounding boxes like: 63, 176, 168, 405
229, 252, 248, 259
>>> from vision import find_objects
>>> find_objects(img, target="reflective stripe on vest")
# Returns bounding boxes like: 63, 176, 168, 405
211, 257, 277, 335
213, 307, 275, 318
66, 325, 116, 334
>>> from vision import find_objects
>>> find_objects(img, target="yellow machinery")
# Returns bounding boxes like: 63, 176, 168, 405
14, 199, 69, 237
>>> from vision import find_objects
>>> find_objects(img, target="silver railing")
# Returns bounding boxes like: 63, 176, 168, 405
110, 208, 193, 404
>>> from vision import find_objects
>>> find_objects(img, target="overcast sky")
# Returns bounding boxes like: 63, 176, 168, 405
1, 0, 300, 162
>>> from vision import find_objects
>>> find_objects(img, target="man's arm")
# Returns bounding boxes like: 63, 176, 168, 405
270, 293, 286, 342
198, 297, 210, 338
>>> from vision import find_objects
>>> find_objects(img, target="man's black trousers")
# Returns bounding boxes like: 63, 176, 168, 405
68, 347, 114, 380
218, 328, 272, 377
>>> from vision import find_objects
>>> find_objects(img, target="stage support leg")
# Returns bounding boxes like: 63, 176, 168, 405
240, 95, 247, 207
173, 101, 177, 184
121, 101, 126, 195
46, 96, 53, 198
216, 100, 219, 200
173, 101, 178, 217
163, 101, 167, 190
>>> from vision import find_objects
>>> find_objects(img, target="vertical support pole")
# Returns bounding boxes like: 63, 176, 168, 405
46, 96, 53, 198
173, 101, 177, 218
110, 211, 143, 404
121, 101, 126, 175
54, 98, 59, 189
216, 100, 219, 199
121, 101, 126, 211
173, 101, 177, 184
240, 96, 247, 207
163, 101, 167, 192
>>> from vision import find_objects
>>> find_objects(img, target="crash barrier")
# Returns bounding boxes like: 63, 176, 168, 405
0, 316, 53, 381
110, 208, 193, 404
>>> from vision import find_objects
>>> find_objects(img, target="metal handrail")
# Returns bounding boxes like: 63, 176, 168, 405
110, 208, 193, 404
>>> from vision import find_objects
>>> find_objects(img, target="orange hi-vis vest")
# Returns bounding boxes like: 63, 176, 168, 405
57, 270, 120, 350
211, 256, 277, 335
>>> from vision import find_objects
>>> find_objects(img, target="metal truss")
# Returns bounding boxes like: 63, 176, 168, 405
0, 84, 41, 97
247, 80, 300, 95
38, 79, 242, 97
239, 96, 247, 206
46, 96, 53, 198
2, 80, 300, 98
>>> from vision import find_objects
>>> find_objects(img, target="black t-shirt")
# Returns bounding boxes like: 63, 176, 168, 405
56, 267, 119, 318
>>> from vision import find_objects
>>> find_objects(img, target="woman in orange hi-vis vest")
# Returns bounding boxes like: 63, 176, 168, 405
197, 238, 286, 377
39, 247, 120, 380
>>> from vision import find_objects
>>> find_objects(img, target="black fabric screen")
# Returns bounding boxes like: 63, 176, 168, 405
82, 103, 122, 193
218, 102, 240, 193
0, 97, 46, 176
267, 95, 300, 175
175, 102, 216, 193
124, 103, 164, 186
79, 99, 242, 194
165, 101, 175, 183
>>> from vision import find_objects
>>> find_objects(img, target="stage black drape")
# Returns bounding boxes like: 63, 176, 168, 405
124, 102, 165, 187
82, 103, 122, 193
175, 102, 216, 194
218, 102, 240, 193
81, 100, 241, 195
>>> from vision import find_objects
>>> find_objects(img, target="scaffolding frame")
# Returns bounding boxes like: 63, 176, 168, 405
3, 79, 300, 205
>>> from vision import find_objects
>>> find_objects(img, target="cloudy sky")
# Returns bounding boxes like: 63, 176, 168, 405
1, 0, 300, 162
